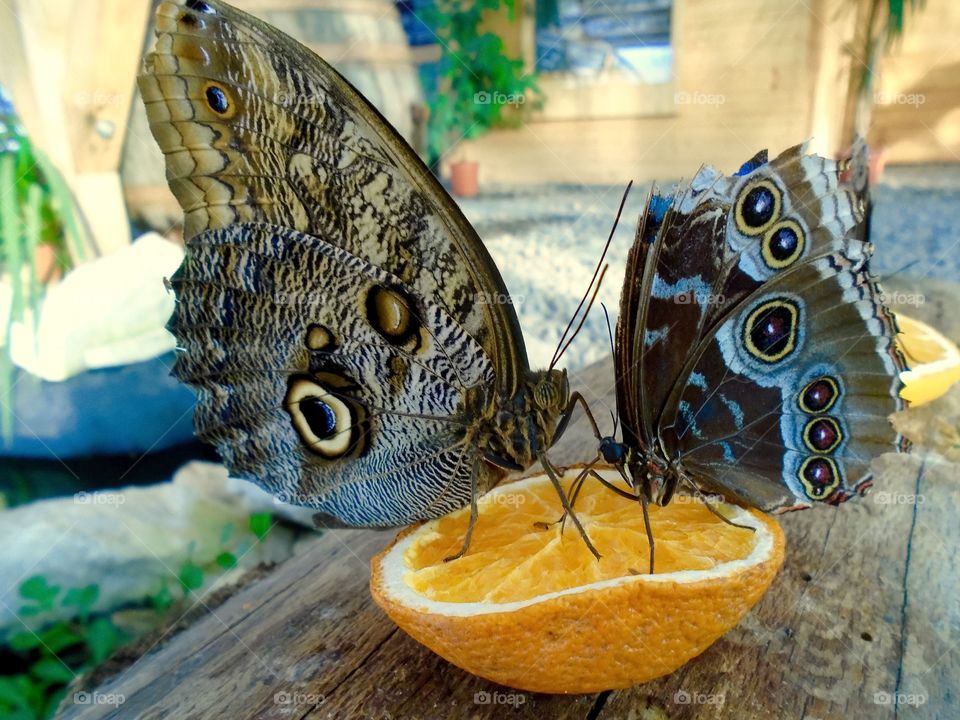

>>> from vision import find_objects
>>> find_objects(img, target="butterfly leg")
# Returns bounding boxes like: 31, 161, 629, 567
639, 493, 655, 574
558, 391, 605, 443
540, 454, 601, 560
680, 474, 755, 532
444, 458, 481, 562
534, 458, 598, 531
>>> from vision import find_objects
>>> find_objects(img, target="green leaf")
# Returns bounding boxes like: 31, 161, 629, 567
62, 584, 99, 614
215, 551, 237, 569
19, 576, 59, 611
248, 512, 272, 542
0, 676, 32, 709
151, 584, 173, 612
29, 658, 74, 684
86, 617, 124, 664
179, 562, 204, 593
8, 630, 42, 652
37, 624, 85, 654
32, 150, 88, 265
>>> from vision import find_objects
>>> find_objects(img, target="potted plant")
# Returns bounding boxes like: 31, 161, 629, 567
840, 0, 923, 181
422, 0, 543, 197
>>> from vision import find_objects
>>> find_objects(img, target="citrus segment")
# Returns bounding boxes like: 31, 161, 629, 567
897, 314, 960, 406
371, 468, 785, 693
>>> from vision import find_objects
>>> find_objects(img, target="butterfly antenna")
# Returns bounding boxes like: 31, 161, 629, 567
551, 264, 609, 369
550, 181, 633, 370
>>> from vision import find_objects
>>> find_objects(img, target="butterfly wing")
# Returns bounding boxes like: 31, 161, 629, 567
842, 135, 872, 242
660, 253, 906, 510
139, 0, 528, 392
139, 0, 535, 524
625, 145, 865, 446
625, 145, 905, 509
169, 222, 497, 525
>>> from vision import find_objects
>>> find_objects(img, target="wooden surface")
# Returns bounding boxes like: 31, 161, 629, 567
57, 340, 959, 719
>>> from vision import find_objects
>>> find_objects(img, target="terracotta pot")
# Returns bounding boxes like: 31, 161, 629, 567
451, 160, 479, 198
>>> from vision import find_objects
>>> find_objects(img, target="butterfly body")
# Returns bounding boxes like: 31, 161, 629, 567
142, 0, 572, 529
593, 145, 906, 521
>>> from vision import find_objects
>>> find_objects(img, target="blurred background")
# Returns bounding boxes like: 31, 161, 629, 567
0, 0, 956, 717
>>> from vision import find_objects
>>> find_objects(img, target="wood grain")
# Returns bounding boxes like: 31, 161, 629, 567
58, 356, 958, 720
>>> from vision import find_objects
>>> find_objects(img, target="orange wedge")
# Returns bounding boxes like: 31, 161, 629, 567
897, 314, 960, 406
370, 467, 784, 693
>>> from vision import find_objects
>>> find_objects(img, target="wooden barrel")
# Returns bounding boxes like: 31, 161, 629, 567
122, 0, 425, 228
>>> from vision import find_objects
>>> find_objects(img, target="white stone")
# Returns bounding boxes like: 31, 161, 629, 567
0, 462, 306, 635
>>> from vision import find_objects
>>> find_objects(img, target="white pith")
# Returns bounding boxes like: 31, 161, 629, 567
376, 469, 776, 618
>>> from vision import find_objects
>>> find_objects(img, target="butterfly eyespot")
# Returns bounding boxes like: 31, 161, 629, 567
798, 456, 842, 500
798, 376, 840, 413
284, 376, 366, 459
743, 298, 801, 362
305, 324, 336, 352
203, 82, 234, 117
366, 285, 420, 347
761, 219, 805, 269
735, 179, 781, 236
803, 417, 843, 453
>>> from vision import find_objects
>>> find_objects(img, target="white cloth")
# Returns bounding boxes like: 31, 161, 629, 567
5, 232, 182, 381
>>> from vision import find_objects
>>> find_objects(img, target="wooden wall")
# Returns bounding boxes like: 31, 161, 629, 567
460, 0, 956, 185
871, 0, 960, 164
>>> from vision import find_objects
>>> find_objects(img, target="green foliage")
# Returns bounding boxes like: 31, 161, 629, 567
422, 0, 542, 163
855, 0, 925, 93
0, 512, 275, 719
248, 511, 273, 542
1, 578, 126, 720
0, 90, 89, 441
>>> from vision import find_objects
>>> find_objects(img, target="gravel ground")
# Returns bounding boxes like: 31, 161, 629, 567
456, 164, 960, 372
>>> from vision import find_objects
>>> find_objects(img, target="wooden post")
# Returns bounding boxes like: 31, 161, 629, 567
0, 0, 152, 258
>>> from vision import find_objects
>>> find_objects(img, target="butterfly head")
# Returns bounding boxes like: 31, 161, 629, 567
599, 436, 627, 465
477, 369, 570, 477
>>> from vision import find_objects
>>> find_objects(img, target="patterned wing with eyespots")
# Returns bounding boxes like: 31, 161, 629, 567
660, 253, 906, 510
627, 145, 864, 445
169, 223, 499, 525
624, 145, 906, 510
138, 0, 528, 392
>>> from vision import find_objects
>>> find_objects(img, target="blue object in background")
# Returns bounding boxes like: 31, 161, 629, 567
2, 352, 197, 459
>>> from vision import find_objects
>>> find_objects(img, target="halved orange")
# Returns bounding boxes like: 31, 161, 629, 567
897, 314, 960, 406
370, 467, 785, 693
